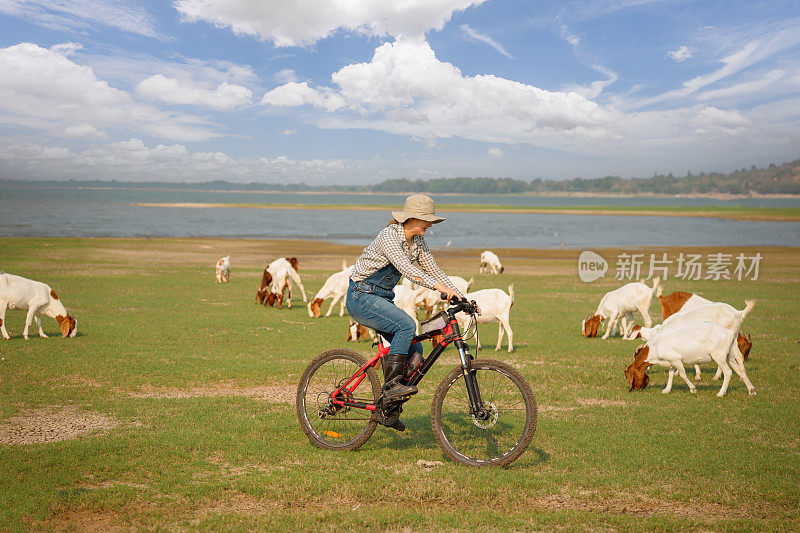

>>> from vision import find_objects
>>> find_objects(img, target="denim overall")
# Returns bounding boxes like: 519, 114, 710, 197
346, 263, 422, 360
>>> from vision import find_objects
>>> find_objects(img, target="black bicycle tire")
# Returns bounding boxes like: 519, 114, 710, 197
296, 348, 380, 451
431, 359, 537, 467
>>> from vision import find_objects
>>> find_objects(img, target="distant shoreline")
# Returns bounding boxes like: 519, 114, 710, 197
3, 183, 800, 200
130, 202, 800, 222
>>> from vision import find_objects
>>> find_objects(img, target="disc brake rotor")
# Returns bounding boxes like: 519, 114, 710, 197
471, 401, 498, 429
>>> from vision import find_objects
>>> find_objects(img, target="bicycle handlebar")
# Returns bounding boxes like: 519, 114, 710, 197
440, 293, 479, 315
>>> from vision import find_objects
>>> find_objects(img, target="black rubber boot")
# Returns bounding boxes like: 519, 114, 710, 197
382, 354, 418, 402
377, 402, 405, 432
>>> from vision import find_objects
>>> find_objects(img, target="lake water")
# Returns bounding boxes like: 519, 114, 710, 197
1, 186, 799, 248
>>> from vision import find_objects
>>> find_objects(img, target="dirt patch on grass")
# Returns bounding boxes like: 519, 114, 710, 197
0, 405, 118, 444
126, 383, 296, 403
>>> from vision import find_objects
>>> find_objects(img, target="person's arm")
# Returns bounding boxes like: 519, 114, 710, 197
417, 241, 464, 298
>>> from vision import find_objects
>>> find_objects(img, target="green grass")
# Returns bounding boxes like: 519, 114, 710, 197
1, 238, 798, 531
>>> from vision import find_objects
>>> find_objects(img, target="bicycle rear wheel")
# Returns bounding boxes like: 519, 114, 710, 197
296, 349, 381, 451
431, 359, 537, 466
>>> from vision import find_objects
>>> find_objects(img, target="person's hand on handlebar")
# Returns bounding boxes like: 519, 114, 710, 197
433, 282, 459, 303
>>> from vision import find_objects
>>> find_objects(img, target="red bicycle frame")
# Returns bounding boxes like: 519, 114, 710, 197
329, 314, 487, 417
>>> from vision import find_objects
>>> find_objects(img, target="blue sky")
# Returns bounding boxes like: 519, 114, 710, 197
1, 0, 799, 185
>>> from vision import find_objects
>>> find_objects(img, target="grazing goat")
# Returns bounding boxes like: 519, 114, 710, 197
626, 301, 755, 380
455, 285, 515, 352
215, 256, 231, 283
265, 265, 293, 309
657, 289, 712, 319
346, 320, 376, 342
0, 273, 77, 339
480, 250, 504, 274
625, 322, 756, 396
582, 277, 660, 339
403, 275, 473, 318
268, 257, 307, 303
308, 265, 354, 318
255, 268, 273, 305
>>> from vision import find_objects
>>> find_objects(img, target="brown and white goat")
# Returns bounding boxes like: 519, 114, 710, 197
624, 322, 755, 396
626, 300, 755, 381
346, 320, 376, 342
264, 265, 293, 309
269, 257, 307, 303
657, 288, 713, 319
308, 265, 353, 318
1, 273, 77, 339
215, 256, 231, 283
255, 268, 273, 305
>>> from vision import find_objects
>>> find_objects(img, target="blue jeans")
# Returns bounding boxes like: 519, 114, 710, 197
346, 275, 421, 360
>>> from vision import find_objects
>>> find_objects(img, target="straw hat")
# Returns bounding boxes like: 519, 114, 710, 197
392, 194, 445, 224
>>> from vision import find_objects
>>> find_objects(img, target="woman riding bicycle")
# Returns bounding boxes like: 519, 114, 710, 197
346, 194, 465, 431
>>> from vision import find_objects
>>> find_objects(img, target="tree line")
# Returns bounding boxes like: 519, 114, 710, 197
372, 159, 800, 195
2, 159, 798, 195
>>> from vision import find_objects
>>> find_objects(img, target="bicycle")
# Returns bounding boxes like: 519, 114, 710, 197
296, 295, 537, 466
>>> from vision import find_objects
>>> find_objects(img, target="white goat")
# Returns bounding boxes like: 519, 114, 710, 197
582, 278, 660, 339
625, 322, 756, 396
392, 285, 421, 334
455, 285, 515, 352
480, 251, 504, 274
268, 257, 307, 303
0, 273, 78, 339
215, 256, 231, 283
403, 275, 473, 318
626, 300, 755, 380
308, 266, 354, 318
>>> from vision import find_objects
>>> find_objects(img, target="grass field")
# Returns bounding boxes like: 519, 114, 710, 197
131, 202, 800, 222
1, 238, 798, 531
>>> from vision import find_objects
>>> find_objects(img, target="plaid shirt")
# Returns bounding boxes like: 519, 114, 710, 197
351, 223, 462, 295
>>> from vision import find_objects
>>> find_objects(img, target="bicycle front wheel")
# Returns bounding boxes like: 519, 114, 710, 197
296, 349, 380, 451
431, 359, 537, 466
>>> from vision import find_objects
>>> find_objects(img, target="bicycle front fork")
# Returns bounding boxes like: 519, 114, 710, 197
455, 339, 490, 420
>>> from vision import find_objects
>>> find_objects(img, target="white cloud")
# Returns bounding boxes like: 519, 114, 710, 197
0, 136, 372, 184
274, 69, 299, 83
83, 53, 258, 92
697, 69, 785, 101
566, 64, 619, 99
0, 43, 221, 142
263, 38, 617, 146
668, 45, 692, 62
49, 42, 83, 56
691, 106, 751, 134
136, 75, 252, 110
52, 123, 106, 138
488, 147, 503, 157
261, 81, 345, 112
461, 24, 513, 59
174, 0, 487, 46
634, 29, 800, 108
0, 0, 160, 38
280, 129, 296, 135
